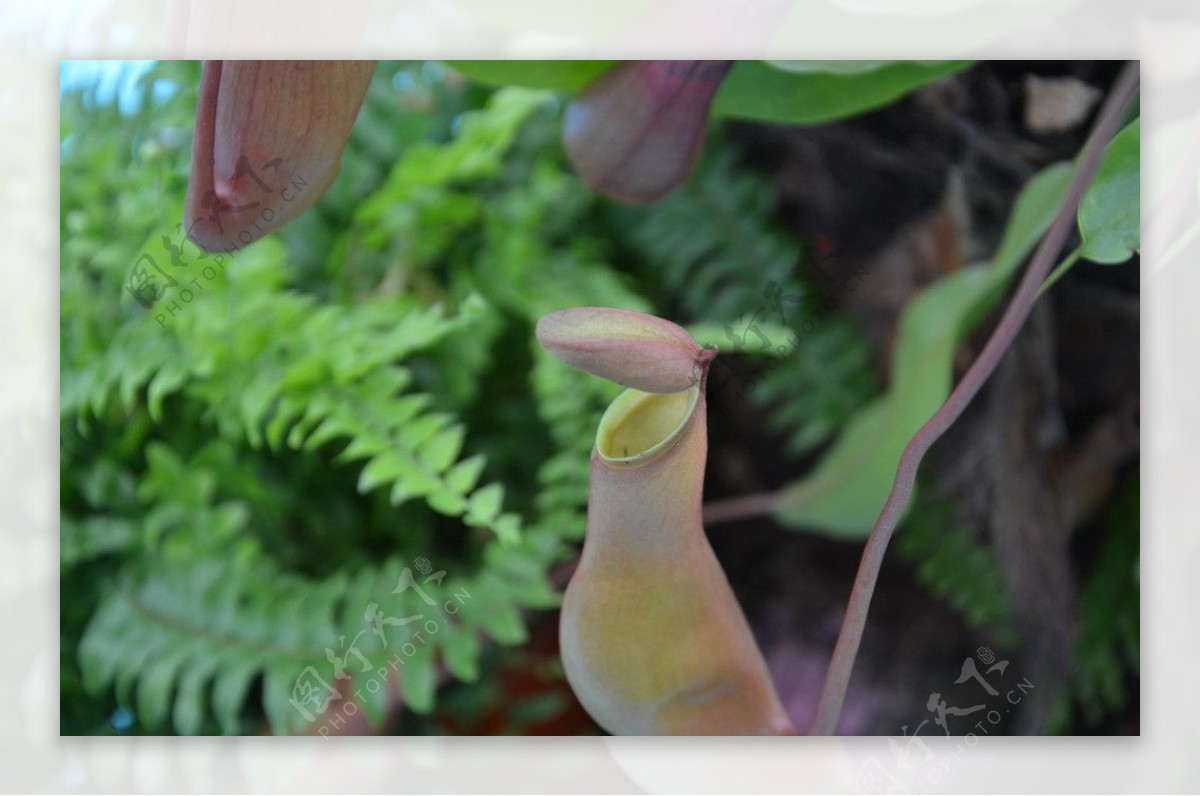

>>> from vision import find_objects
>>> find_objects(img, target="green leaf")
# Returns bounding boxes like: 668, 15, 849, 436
445, 60, 971, 128
768, 60, 899, 76
419, 426, 465, 472
404, 413, 454, 449
713, 60, 973, 125
339, 430, 392, 465
509, 691, 570, 727
239, 368, 283, 449
445, 60, 616, 91
481, 600, 528, 646
62, 516, 137, 567
172, 658, 218, 735
445, 453, 487, 495
688, 320, 794, 353
466, 483, 504, 527
896, 492, 1012, 634
388, 479, 422, 508
774, 162, 1074, 537
1047, 477, 1139, 732
146, 361, 188, 422
492, 513, 522, 545
135, 645, 191, 727
427, 487, 468, 516
1078, 118, 1140, 264
356, 666, 391, 729
357, 450, 411, 493
211, 657, 261, 735
262, 663, 301, 735
263, 395, 305, 451
440, 626, 481, 682
398, 641, 436, 714
78, 597, 128, 695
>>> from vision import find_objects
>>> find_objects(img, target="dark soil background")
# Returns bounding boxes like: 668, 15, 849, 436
714, 59, 1139, 737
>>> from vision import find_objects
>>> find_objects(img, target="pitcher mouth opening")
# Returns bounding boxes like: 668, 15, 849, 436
596, 383, 700, 464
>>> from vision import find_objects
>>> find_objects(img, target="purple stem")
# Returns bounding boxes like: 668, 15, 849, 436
807, 62, 1141, 736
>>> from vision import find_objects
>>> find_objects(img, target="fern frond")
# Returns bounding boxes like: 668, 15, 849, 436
895, 491, 1013, 634
61, 62, 553, 737
338, 86, 556, 279
79, 555, 466, 734
1047, 477, 1139, 732
613, 141, 880, 457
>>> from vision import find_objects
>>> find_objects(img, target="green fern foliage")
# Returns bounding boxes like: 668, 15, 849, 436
1047, 476, 1140, 733
610, 146, 880, 457
895, 490, 1013, 634
60, 65, 583, 735
61, 59, 681, 735
78, 552, 550, 734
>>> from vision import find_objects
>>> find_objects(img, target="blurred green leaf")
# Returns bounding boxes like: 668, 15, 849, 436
441, 626, 482, 682
399, 642, 437, 714
467, 483, 504, 526
357, 668, 391, 729
775, 161, 1074, 536
1047, 476, 1139, 733
767, 60, 899, 75
446, 60, 971, 129
713, 60, 972, 124
1079, 118, 1140, 264
445, 60, 616, 90
896, 490, 1012, 635
445, 454, 487, 495
172, 658, 218, 735
136, 645, 191, 728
